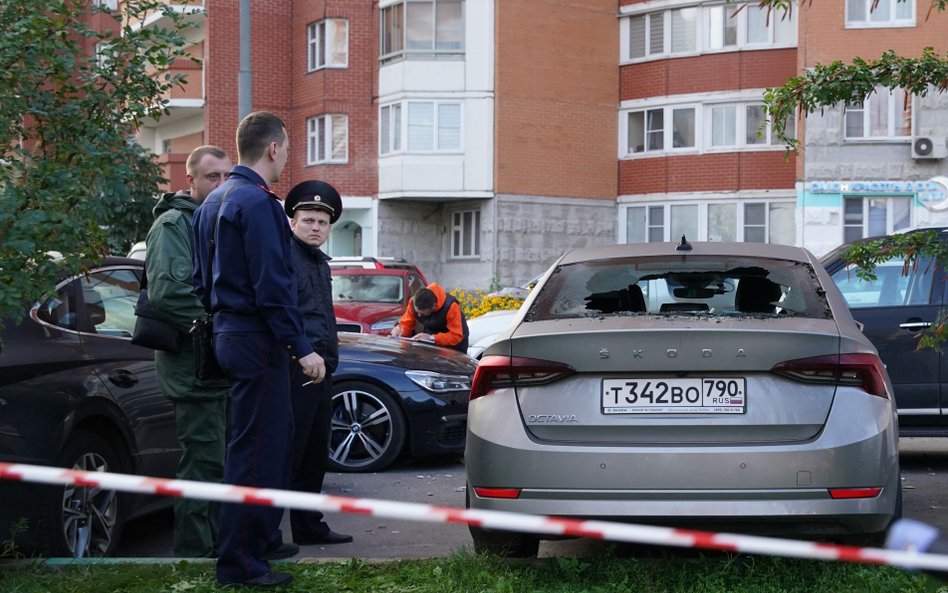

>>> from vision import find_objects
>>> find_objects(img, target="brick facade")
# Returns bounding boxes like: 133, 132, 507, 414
494, 0, 617, 201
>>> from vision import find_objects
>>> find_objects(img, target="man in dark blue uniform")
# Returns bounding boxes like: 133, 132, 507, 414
193, 111, 326, 589
284, 180, 353, 546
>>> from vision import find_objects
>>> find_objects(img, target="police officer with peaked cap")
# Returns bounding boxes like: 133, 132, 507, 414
284, 179, 353, 545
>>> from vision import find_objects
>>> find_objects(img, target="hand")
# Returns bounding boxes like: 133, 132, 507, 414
299, 352, 327, 384
413, 332, 433, 342
390, 325, 404, 337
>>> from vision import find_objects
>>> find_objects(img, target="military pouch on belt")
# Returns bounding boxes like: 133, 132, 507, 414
191, 316, 226, 381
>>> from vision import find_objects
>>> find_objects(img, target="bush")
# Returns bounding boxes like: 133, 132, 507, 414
450, 289, 523, 319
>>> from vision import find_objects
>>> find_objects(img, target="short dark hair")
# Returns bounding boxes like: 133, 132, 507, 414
413, 288, 437, 312
236, 111, 286, 164
186, 145, 227, 175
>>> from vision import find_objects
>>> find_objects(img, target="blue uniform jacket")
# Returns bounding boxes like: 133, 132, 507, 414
289, 235, 339, 373
192, 165, 313, 360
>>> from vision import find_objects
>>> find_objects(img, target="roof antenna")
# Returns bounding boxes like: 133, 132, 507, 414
676, 234, 692, 251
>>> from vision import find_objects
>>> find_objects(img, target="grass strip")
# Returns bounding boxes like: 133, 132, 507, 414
0, 549, 942, 593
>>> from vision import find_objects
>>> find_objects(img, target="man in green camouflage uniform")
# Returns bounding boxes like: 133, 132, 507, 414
144, 145, 232, 557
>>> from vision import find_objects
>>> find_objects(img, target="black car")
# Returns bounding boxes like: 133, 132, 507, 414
0, 256, 473, 558
821, 228, 948, 435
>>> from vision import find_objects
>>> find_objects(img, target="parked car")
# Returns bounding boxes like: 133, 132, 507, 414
821, 227, 948, 435
0, 257, 473, 558
127, 241, 146, 260
466, 309, 520, 359
332, 268, 427, 335
328, 256, 428, 283
466, 241, 900, 556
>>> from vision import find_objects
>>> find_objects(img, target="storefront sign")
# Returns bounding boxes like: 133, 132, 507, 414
807, 179, 948, 211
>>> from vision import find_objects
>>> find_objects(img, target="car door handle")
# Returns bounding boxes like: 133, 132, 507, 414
899, 321, 932, 331
108, 369, 139, 388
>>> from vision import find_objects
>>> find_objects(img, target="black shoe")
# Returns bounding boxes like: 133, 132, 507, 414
294, 530, 353, 545
218, 571, 293, 588
262, 542, 299, 560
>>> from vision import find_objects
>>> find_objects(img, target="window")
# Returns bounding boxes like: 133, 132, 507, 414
842, 196, 912, 242
93, 0, 117, 9
670, 7, 697, 53
628, 12, 665, 59
94, 41, 112, 69
451, 209, 480, 258
380, 104, 402, 155
307, 115, 348, 164
846, 0, 914, 27
627, 200, 796, 244
844, 86, 912, 140
380, 101, 461, 154
831, 255, 933, 308
709, 3, 796, 48
528, 256, 826, 320
628, 106, 695, 153
707, 102, 795, 149
308, 19, 348, 71
381, 0, 464, 62
623, 98, 793, 157
707, 4, 739, 49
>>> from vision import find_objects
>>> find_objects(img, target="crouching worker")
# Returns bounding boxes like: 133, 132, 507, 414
390, 283, 469, 353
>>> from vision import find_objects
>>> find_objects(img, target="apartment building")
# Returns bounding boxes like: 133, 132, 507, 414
137, 0, 948, 289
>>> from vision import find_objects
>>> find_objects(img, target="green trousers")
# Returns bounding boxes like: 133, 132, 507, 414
172, 397, 228, 557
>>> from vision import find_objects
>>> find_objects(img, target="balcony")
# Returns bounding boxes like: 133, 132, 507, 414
132, 1, 206, 45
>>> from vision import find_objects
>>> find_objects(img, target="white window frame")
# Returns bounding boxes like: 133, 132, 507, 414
626, 105, 699, 155
450, 208, 480, 258
624, 199, 796, 244
379, 103, 402, 155
379, 100, 462, 155
842, 196, 913, 242
844, 86, 912, 141
308, 19, 349, 71
380, 0, 465, 63
93, 0, 117, 9
621, 3, 796, 64
845, 0, 915, 28
307, 114, 349, 165
627, 12, 666, 60
621, 96, 795, 158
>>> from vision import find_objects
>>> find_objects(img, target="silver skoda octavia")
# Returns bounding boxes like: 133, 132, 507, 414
465, 241, 900, 556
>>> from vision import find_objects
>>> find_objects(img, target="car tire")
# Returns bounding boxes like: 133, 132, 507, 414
41, 430, 126, 558
466, 486, 540, 558
328, 381, 407, 472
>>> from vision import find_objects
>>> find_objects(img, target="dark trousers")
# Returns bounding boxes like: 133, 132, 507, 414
289, 366, 333, 541
214, 331, 292, 584
172, 397, 228, 557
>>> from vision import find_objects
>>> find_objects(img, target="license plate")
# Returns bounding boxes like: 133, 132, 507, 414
601, 378, 746, 414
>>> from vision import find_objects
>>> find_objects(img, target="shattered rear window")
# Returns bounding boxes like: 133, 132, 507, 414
526, 255, 830, 321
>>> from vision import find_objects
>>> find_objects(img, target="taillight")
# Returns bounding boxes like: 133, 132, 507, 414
771, 353, 889, 399
473, 487, 522, 499
828, 487, 882, 499
469, 355, 575, 401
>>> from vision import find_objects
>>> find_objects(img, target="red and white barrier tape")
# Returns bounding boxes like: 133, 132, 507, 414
1, 461, 945, 571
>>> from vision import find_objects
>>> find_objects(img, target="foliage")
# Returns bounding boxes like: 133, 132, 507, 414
1, 518, 28, 560
841, 229, 948, 351
0, 0, 197, 329
756, 0, 948, 348
450, 288, 524, 319
757, 1, 948, 150
0, 551, 941, 593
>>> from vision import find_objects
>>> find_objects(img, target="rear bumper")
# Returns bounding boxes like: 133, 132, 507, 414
465, 389, 899, 536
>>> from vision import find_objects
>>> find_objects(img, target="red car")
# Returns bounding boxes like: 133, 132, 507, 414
332, 268, 427, 335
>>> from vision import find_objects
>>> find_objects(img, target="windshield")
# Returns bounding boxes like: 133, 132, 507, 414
526, 255, 829, 321
333, 274, 404, 303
